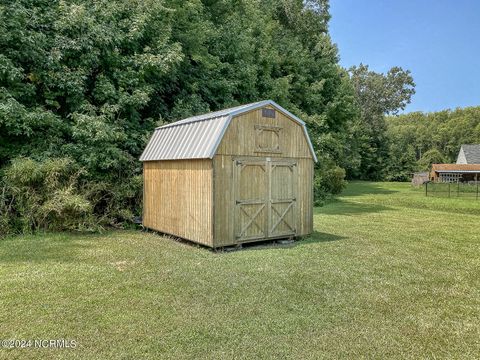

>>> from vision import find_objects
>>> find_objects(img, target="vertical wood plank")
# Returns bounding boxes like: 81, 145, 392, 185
143, 159, 213, 246
267, 160, 272, 236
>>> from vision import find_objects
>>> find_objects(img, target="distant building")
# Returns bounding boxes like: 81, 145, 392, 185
430, 164, 480, 183
412, 172, 429, 186
430, 145, 480, 183
456, 144, 480, 164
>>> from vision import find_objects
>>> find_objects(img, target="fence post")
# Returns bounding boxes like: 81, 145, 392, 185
457, 181, 460, 197
425, 182, 428, 197
448, 183, 451, 198
477, 182, 479, 200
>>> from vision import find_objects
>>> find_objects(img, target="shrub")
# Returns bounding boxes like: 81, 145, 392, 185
1, 157, 95, 234
83, 175, 143, 227
0, 157, 144, 236
313, 166, 347, 206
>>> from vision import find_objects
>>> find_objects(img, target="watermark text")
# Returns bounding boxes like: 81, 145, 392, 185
1, 339, 77, 349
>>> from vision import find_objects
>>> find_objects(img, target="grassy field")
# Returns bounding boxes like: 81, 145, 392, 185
1, 182, 479, 359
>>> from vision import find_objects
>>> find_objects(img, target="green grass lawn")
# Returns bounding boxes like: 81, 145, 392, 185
1, 182, 479, 359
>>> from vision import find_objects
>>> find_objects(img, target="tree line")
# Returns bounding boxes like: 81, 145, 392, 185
0, 0, 439, 235
385, 106, 480, 181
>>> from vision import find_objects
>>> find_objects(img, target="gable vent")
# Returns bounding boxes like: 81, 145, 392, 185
262, 108, 276, 118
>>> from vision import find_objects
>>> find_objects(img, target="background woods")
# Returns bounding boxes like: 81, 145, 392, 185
0, 0, 354, 233
386, 107, 480, 181
0, 0, 475, 235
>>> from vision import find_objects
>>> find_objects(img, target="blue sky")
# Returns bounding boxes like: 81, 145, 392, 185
329, 0, 480, 113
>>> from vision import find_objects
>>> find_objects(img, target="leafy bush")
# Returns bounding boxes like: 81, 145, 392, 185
417, 149, 446, 171
0, 157, 94, 234
0, 157, 143, 235
314, 165, 347, 205
83, 175, 143, 227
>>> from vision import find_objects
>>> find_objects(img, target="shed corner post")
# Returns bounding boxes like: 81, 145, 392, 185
211, 158, 216, 247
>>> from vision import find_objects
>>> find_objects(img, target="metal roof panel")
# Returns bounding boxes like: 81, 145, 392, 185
140, 115, 230, 161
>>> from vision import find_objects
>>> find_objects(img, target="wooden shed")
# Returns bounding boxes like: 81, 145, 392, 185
411, 172, 429, 186
140, 100, 317, 248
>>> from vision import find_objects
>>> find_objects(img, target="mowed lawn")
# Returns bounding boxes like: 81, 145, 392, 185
1, 182, 479, 359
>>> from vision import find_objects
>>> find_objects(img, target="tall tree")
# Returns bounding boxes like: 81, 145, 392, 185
0, 0, 358, 233
347, 64, 415, 179
385, 106, 480, 177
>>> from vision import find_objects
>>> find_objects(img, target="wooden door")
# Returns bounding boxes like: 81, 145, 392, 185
268, 160, 297, 238
234, 158, 297, 242
234, 159, 268, 241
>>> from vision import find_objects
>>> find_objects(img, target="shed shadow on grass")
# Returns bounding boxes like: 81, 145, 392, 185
234, 231, 346, 252
341, 181, 399, 197
298, 231, 346, 245
315, 199, 392, 216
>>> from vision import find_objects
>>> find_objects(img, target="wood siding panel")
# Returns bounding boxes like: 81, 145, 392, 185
216, 107, 312, 159
213, 155, 235, 247
143, 160, 213, 246
296, 158, 314, 236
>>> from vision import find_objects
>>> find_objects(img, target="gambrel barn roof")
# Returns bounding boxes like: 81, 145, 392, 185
456, 144, 480, 164
140, 100, 317, 162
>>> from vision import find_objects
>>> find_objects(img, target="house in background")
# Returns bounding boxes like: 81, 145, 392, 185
430, 164, 480, 183
456, 144, 480, 164
430, 144, 480, 183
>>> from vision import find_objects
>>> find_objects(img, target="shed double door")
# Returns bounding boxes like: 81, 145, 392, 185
234, 158, 297, 242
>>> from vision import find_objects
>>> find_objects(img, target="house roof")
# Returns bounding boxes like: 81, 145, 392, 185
460, 144, 480, 164
431, 164, 480, 172
140, 100, 318, 162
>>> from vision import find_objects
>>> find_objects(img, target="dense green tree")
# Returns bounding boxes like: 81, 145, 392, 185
347, 64, 415, 180
417, 149, 446, 171
384, 139, 417, 181
0, 0, 357, 233
385, 106, 480, 177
